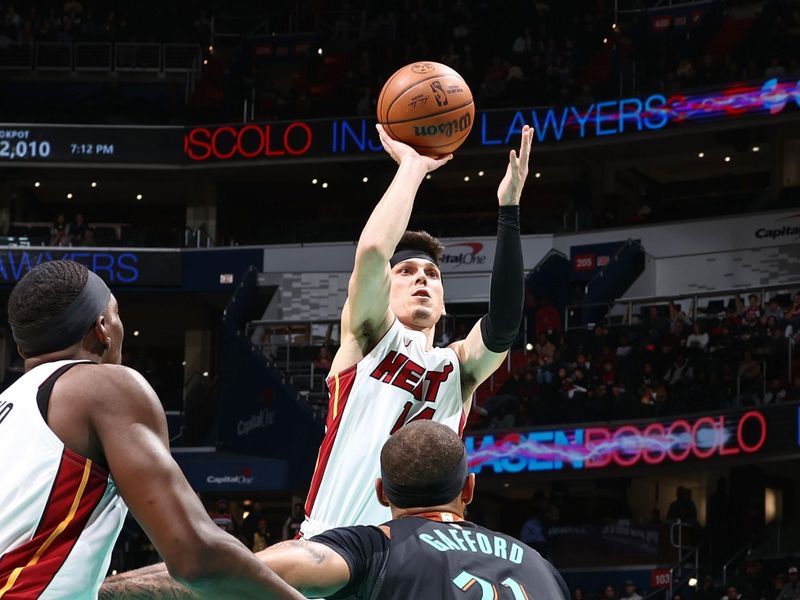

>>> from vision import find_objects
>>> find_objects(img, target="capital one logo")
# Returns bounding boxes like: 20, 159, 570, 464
754, 212, 800, 241
441, 242, 487, 269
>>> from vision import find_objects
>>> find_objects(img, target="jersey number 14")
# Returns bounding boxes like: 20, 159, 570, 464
390, 401, 435, 435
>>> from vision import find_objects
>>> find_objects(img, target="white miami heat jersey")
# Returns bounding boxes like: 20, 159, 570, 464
0, 360, 127, 600
301, 319, 464, 538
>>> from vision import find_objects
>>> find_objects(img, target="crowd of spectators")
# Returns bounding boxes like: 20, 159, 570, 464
577, 561, 800, 600
472, 292, 800, 430
48, 212, 98, 246
233, 0, 800, 122
204, 499, 303, 552
0, 1, 210, 45
2, 1, 799, 124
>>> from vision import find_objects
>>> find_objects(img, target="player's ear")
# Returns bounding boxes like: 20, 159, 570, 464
16, 345, 25, 360
461, 473, 476, 505
91, 315, 111, 355
376, 478, 391, 507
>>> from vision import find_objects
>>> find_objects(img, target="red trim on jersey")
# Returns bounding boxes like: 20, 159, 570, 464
305, 366, 358, 517
458, 408, 467, 438
0, 448, 109, 599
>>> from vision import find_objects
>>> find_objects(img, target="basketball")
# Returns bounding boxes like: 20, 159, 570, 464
377, 61, 474, 156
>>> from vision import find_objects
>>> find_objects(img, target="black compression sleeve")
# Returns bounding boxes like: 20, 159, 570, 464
479, 205, 524, 352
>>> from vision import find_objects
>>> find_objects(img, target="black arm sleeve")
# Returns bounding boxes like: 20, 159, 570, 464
310, 526, 390, 599
479, 204, 524, 352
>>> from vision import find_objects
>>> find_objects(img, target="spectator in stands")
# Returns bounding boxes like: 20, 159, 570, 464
251, 518, 271, 553
82, 226, 97, 247
535, 297, 562, 337
208, 499, 235, 534
603, 585, 617, 600
740, 560, 771, 600
281, 502, 304, 541
786, 293, 800, 330
696, 576, 717, 600
241, 501, 268, 548
616, 335, 633, 359
620, 580, 642, 600
573, 588, 585, 600
642, 306, 669, 345
68, 212, 88, 244
50, 213, 69, 246
520, 492, 549, 557
663, 354, 694, 408
535, 333, 556, 361
763, 298, 785, 325
687, 323, 710, 351
667, 486, 698, 525
738, 294, 764, 323
778, 567, 800, 600
772, 574, 788, 600
722, 585, 743, 600
738, 350, 762, 405
313, 346, 332, 374
484, 368, 523, 417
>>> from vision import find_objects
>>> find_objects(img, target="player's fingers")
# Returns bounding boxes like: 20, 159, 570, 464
520, 128, 532, 167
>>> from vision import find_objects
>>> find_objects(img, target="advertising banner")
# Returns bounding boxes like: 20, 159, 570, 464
465, 404, 799, 475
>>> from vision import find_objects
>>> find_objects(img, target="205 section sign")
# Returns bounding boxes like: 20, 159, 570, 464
465, 404, 799, 474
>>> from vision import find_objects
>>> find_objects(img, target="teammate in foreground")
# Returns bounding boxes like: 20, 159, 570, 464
99, 421, 570, 600
0, 260, 302, 600
301, 124, 535, 538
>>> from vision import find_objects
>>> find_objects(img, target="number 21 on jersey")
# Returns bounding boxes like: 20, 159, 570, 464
453, 571, 530, 600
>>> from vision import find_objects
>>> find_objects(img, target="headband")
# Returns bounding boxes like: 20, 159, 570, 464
381, 449, 468, 508
13, 270, 111, 356
389, 249, 438, 268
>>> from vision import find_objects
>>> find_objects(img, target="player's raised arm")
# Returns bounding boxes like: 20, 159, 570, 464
342, 125, 452, 346
451, 125, 534, 402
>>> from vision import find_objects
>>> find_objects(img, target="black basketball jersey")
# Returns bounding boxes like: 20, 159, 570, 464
311, 512, 569, 600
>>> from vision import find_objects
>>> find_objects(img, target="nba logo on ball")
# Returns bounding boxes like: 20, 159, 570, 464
377, 61, 475, 156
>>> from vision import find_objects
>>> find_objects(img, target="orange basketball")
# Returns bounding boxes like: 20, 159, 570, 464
377, 61, 474, 157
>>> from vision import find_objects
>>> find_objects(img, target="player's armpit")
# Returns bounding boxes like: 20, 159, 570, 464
257, 540, 351, 598
451, 322, 507, 405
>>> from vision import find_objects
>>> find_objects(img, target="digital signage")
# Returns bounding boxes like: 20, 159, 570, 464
0, 249, 182, 287
0, 78, 796, 166
465, 404, 799, 474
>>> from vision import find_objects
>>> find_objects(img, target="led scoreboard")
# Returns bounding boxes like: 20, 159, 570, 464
0, 124, 182, 165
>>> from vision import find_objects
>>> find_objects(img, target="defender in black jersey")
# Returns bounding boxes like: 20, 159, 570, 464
99, 420, 568, 600
258, 421, 569, 600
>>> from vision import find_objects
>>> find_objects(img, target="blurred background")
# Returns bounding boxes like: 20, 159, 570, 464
0, 0, 799, 598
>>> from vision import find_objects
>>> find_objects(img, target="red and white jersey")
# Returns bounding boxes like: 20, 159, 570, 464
301, 319, 465, 538
0, 360, 127, 599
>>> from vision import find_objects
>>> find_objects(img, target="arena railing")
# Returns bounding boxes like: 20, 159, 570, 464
565, 282, 800, 331
0, 42, 201, 76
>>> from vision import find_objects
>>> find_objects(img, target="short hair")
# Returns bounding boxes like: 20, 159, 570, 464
8, 260, 89, 334
380, 421, 465, 490
394, 231, 445, 265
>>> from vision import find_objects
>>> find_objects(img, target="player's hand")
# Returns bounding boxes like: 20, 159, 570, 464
376, 124, 452, 173
497, 124, 534, 206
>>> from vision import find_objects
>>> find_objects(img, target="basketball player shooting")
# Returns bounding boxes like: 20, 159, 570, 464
300, 123, 535, 538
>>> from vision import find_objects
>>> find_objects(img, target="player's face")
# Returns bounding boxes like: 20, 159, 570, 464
389, 259, 444, 330
100, 294, 124, 365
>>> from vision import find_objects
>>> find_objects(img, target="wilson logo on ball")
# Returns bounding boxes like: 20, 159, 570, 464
413, 113, 472, 138
411, 62, 437, 74
430, 81, 448, 106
